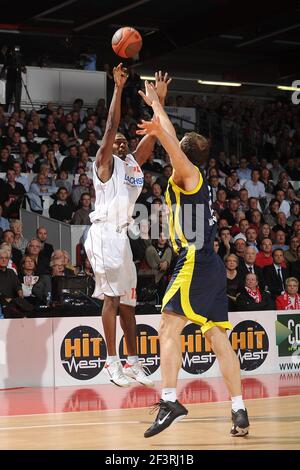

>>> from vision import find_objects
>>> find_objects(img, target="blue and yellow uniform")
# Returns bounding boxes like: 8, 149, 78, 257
162, 166, 233, 334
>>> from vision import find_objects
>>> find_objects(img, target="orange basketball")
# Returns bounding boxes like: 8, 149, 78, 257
112, 26, 142, 58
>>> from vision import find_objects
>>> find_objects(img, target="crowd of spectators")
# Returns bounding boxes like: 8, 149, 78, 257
0, 88, 300, 315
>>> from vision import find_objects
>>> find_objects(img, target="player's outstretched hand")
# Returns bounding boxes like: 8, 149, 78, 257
136, 116, 162, 136
155, 71, 172, 104
138, 80, 160, 107
113, 63, 128, 88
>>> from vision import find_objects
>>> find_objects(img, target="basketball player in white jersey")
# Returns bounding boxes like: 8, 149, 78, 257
85, 64, 171, 386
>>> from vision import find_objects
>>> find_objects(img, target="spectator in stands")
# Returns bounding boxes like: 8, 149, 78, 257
212, 189, 227, 215
218, 227, 234, 259
12, 161, 29, 192
230, 211, 246, 237
287, 202, 300, 225
238, 218, 250, 237
71, 192, 92, 225
156, 164, 173, 193
245, 227, 259, 252
22, 151, 36, 173
146, 182, 165, 205
264, 198, 280, 227
238, 188, 249, 213
272, 230, 289, 251
49, 187, 73, 223
129, 219, 152, 269
232, 233, 247, 259
55, 169, 72, 193
255, 237, 274, 269
238, 245, 264, 290
0, 242, 18, 273
245, 197, 262, 223
2, 169, 26, 219
79, 118, 101, 140
10, 219, 28, 255
71, 174, 91, 208
145, 231, 172, 302
0, 147, 14, 172
263, 249, 289, 299
224, 253, 241, 311
249, 209, 263, 231
272, 212, 292, 240
36, 227, 54, 261
276, 277, 300, 310
276, 189, 290, 218
25, 238, 49, 275
220, 197, 239, 226
0, 248, 23, 311
141, 154, 163, 174
18, 255, 51, 304
270, 158, 284, 184
0, 203, 10, 231
237, 157, 251, 181
60, 145, 80, 174
51, 249, 75, 276
257, 223, 272, 246
235, 273, 274, 311
224, 176, 239, 198
50, 257, 65, 277
260, 168, 275, 195
284, 236, 300, 265
2, 229, 22, 268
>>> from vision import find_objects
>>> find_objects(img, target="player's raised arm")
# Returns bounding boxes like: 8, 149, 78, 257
95, 63, 128, 182
137, 83, 199, 192
133, 71, 172, 166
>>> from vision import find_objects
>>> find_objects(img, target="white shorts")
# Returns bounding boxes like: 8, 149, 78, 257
84, 222, 137, 307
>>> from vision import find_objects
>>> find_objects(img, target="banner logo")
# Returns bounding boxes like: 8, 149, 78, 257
119, 324, 160, 374
181, 323, 216, 374
229, 320, 269, 371
60, 326, 107, 380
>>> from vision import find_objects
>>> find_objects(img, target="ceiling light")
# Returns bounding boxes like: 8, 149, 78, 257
277, 85, 300, 91
198, 80, 242, 87
141, 76, 155, 80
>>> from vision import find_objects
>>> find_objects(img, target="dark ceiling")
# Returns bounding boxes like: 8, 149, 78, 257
1, 0, 300, 96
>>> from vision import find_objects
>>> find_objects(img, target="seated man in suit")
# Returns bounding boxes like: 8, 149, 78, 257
263, 249, 289, 300
237, 245, 265, 290
236, 273, 274, 311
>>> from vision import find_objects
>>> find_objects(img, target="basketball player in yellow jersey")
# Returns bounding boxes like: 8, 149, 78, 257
137, 81, 250, 438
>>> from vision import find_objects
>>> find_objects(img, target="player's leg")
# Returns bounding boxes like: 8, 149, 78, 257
119, 299, 154, 387
102, 294, 131, 387
204, 325, 250, 436
144, 311, 188, 438
102, 294, 120, 356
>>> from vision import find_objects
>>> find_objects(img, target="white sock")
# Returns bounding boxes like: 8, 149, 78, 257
231, 395, 245, 412
127, 355, 139, 365
106, 355, 118, 365
162, 388, 177, 402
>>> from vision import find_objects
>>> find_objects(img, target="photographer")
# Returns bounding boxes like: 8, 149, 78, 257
0, 45, 26, 112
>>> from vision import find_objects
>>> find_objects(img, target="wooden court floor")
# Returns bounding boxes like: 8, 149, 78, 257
0, 374, 299, 450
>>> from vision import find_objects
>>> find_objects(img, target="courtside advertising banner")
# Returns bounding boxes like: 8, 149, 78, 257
0, 311, 299, 388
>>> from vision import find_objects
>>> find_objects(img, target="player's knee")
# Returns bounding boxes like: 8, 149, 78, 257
103, 295, 119, 312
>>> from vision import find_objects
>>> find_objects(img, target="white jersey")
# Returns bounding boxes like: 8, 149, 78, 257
89, 153, 143, 227
84, 153, 143, 305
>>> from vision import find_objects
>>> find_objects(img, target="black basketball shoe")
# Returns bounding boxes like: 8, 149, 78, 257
230, 408, 250, 436
144, 399, 188, 438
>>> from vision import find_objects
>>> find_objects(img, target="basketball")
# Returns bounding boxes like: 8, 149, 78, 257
111, 26, 142, 58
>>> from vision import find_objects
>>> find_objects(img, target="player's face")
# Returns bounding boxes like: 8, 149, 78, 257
113, 139, 129, 158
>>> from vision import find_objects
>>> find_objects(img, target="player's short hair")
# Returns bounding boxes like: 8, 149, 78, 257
115, 132, 127, 142
180, 132, 209, 166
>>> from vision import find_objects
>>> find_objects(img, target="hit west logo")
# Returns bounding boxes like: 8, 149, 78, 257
181, 323, 216, 374
61, 326, 107, 380
229, 320, 269, 371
